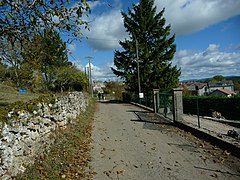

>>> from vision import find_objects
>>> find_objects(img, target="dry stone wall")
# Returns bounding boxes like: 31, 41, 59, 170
0, 92, 88, 179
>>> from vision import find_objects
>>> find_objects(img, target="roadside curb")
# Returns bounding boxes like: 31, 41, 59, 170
130, 101, 240, 158
130, 102, 154, 112
174, 121, 240, 158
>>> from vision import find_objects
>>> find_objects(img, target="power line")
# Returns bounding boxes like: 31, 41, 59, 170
85, 36, 120, 41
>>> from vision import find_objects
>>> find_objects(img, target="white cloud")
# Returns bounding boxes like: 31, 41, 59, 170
79, 0, 240, 81
84, 8, 127, 50
87, 1, 103, 9
71, 61, 117, 81
178, 50, 190, 57
206, 44, 219, 52
73, 44, 240, 81
174, 44, 240, 80
82, 0, 240, 51
84, 63, 118, 81
67, 43, 76, 54
155, 0, 240, 35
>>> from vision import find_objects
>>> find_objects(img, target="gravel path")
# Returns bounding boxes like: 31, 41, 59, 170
89, 101, 240, 180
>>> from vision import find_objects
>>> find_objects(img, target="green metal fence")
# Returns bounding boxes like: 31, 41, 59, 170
122, 92, 153, 109
122, 91, 173, 120
155, 92, 173, 119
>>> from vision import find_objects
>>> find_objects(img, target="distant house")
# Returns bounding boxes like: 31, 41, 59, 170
93, 82, 105, 93
183, 82, 208, 96
208, 81, 234, 92
180, 80, 236, 96
208, 88, 236, 97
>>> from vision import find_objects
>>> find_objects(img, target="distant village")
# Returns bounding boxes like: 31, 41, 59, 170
179, 80, 238, 97
92, 77, 240, 98
89, 74, 240, 98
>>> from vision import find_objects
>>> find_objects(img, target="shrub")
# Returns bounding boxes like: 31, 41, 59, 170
183, 96, 240, 120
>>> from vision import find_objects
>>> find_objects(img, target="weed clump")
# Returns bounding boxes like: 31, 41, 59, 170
0, 94, 56, 127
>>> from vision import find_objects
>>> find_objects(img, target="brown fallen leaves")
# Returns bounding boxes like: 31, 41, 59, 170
170, 126, 240, 172
17, 100, 97, 180
103, 169, 125, 180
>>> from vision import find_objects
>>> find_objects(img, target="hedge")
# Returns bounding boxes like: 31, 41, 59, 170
183, 96, 240, 120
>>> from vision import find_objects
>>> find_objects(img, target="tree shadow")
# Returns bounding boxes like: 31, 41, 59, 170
98, 100, 124, 104
167, 143, 197, 152
130, 119, 171, 125
194, 166, 240, 177
132, 110, 173, 124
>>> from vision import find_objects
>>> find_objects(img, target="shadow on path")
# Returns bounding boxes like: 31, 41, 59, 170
98, 100, 124, 104
132, 110, 173, 124
128, 109, 174, 131
194, 166, 240, 177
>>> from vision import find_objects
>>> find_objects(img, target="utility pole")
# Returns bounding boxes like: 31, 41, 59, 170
133, 32, 142, 101
135, 37, 141, 96
86, 56, 93, 97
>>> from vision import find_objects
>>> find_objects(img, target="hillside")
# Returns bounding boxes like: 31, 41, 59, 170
182, 76, 240, 82
0, 83, 41, 107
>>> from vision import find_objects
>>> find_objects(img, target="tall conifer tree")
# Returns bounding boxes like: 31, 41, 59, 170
112, 0, 181, 93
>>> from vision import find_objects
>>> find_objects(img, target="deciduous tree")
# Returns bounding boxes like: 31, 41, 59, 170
0, 40, 24, 86
23, 29, 69, 82
210, 75, 225, 82
0, 0, 90, 46
47, 65, 88, 92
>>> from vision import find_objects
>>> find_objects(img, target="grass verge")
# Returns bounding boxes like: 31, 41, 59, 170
0, 83, 41, 107
17, 98, 97, 180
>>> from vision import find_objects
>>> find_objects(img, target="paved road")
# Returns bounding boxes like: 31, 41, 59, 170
89, 101, 240, 180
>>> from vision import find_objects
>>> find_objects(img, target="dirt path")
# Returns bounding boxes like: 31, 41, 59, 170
89, 101, 240, 180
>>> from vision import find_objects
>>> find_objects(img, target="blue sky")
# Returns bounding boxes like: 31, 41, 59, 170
66, 0, 240, 81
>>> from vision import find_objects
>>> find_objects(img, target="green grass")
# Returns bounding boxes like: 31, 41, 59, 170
0, 83, 47, 124
0, 83, 42, 108
17, 99, 97, 180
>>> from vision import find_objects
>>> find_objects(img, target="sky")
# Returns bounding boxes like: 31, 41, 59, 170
66, 0, 240, 81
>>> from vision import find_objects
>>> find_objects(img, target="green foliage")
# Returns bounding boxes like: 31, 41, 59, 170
25, 30, 69, 68
234, 81, 240, 92
1, 29, 88, 93
0, 93, 55, 124
103, 81, 125, 100
1, 0, 92, 93
0, 40, 25, 86
0, 0, 90, 47
48, 65, 88, 92
112, 0, 180, 93
23, 29, 69, 83
232, 79, 240, 92
0, 108, 8, 124
183, 96, 240, 120
210, 75, 225, 82
0, 61, 7, 80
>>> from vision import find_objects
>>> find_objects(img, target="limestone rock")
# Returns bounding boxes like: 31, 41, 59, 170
0, 91, 88, 178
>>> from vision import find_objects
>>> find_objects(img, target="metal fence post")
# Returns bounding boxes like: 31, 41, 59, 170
172, 88, 183, 123
153, 89, 159, 113
196, 98, 200, 128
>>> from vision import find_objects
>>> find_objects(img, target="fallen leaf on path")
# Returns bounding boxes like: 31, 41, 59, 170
133, 164, 138, 168
223, 150, 231, 156
116, 170, 124, 174
219, 157, 225, 164
199, 143, 205, 148
151, 147, 156, 150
